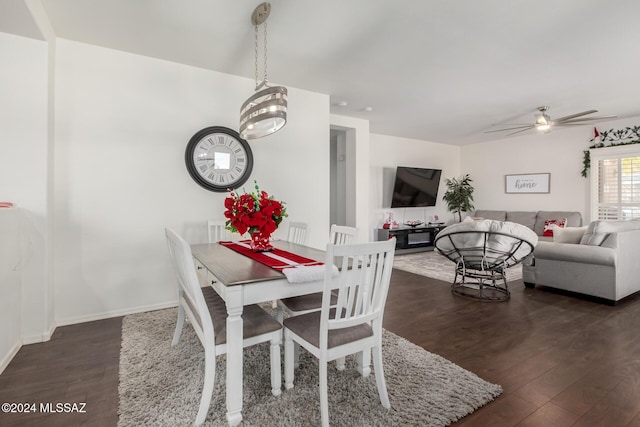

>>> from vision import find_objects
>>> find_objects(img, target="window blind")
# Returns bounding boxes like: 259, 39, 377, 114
594, 152, 640, 220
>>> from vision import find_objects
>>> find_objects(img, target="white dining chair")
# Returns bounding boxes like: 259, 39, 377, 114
165, 228, 282, 426
276, 225, 358, 369
330, 224, 357, 245
277, 225, 357, 321
287, 221, 308, 245
283, 238, 396, 427
207, 219, 230, 243
195, 220, 232, 287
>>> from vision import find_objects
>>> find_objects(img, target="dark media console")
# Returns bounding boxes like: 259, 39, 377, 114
376, 224, 446, 254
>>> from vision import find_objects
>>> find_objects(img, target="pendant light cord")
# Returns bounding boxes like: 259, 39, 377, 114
253, 20, 269, 89
263, 21, 268, 85
254, 24, 259, 88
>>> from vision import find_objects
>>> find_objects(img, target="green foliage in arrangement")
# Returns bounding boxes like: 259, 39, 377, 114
582, 126, 640, 177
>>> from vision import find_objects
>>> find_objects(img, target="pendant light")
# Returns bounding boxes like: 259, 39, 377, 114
239, 3, 288, 140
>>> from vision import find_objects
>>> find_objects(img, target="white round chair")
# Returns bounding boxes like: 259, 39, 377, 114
434, 220, 538, 301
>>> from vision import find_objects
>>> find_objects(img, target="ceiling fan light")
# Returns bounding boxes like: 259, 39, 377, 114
536, 124, 551, 131
535, 113, 549, 125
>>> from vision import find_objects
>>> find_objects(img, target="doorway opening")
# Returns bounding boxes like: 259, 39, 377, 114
330, 128, 355, 228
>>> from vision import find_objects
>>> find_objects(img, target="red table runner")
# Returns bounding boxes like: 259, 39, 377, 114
219, 240, 323, 272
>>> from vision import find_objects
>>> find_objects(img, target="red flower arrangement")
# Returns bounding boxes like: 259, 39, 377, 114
224, 181, 287, 240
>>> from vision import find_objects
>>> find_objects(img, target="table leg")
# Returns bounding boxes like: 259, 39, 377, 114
225, 286, 244, 426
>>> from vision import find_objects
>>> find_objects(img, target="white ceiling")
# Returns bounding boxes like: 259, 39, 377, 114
4, 0, 640, 145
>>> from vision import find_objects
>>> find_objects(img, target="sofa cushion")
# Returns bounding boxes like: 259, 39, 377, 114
506, 211, 537, 230
533, 241, 616, 266
534, 211, 582, 236
553, 226, 588, 244
474, 210, 506, 221
580, 220, 640, 246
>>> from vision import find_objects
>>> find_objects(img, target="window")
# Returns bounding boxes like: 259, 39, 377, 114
591, 145, 640, 220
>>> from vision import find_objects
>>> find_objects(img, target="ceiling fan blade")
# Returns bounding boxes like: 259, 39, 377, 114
551, 123, 592, 127
555, 115, 618, 124
553, 110, 598, 122
484, 125, 534, 134
505, 126, 535, 136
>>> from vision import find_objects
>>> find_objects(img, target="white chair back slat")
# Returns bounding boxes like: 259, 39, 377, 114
207, 220, 229, 243
288, 221, 308, 245
330, 224, 357, 245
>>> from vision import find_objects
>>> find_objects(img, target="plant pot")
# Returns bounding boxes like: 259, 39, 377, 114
250, 231, 273, 252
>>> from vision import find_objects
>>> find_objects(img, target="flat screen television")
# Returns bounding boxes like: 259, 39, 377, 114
390, 167, 442, 208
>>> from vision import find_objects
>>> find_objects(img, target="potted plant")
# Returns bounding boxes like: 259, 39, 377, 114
442, 174, 475, 222
223, 181, 287, 251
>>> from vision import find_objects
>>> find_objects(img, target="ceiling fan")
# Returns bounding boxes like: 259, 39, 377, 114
485, 106, 617, 136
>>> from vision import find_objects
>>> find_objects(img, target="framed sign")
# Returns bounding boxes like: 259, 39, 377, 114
505, 173, 550, 194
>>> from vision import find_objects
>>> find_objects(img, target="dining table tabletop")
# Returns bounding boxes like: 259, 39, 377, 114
190, 239, 327, 426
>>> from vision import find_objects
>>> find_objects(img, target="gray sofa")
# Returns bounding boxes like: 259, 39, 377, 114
473, 210, 583, 241
522, 220, 640, 303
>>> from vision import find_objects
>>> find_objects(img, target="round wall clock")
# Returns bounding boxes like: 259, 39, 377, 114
184, 126, 254, 192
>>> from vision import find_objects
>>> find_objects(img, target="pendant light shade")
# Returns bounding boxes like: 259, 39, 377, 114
239, 3, 287, 140
239, 84, 287, 140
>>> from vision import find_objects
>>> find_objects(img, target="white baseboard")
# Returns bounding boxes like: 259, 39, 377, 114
54, 300, 179, 327
18, 301, 178, 349
0, 340, 22, 375
22, 321, 58, 345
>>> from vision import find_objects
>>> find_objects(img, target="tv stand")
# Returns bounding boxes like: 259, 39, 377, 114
376, 224, 446, 254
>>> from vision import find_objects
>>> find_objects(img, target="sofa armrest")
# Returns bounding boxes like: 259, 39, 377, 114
614, 229, 640, 299
533, 241, 616, 266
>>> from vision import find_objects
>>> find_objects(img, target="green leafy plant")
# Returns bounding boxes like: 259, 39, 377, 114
581, 150, 591, 178
442, 174, 474, 222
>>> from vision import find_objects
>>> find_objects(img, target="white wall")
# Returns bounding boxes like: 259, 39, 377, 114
0, 209, 21, 374
54, 39, 330, 325
11, 27, 639, 339
369, 134, 461, 237
461, 117, 640, 223
0, 31, 51, 345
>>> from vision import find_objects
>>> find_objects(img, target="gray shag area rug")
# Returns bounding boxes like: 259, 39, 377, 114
393, 250, 523, 283
118, 308, 502, 426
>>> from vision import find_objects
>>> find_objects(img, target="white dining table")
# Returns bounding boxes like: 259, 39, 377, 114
190, 240, 326, 426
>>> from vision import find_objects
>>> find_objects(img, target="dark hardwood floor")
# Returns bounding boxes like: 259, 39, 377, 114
2, 268, 640, 426
0, 317, 122, 427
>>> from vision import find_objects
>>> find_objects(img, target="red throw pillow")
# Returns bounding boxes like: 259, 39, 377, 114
543, 218, 567, 237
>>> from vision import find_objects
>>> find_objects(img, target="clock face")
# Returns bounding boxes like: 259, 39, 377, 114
185, 126, 253, 192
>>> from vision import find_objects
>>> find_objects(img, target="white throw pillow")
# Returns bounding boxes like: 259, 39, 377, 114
553, 226, 588, 244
